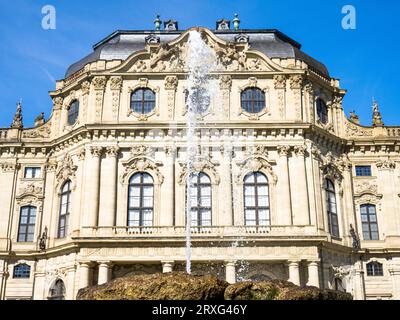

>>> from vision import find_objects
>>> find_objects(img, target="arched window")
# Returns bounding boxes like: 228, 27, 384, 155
185, 88, 210, 114
360, 204, 379, 240
366, 262, 383, 276
187, 173, 212, 227
58, 181, 71, 238
18, 206, 37, 242
243, 172, 270, 226
241, 88, 266, 114
13, 264, 31, 278
130, 88, 156, 114
128, 173, 154, 227
316, 98, 328, 124
68, 100, 79, 125
325, 179, 339, 237
48, 279, 65, 300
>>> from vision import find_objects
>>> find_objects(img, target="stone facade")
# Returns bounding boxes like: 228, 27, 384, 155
0, 26, 399, 300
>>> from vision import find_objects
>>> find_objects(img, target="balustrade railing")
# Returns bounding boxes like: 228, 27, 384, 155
78, 225, 320, 238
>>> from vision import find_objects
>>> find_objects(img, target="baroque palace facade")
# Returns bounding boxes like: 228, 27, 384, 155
0, 19, 400, 300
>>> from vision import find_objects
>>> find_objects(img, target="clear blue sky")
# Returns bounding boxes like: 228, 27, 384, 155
0, 0, 399, 128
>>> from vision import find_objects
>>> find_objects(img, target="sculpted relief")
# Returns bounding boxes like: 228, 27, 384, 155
126, 31, 277, 74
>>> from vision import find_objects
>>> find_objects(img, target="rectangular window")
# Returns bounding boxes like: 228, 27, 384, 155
355, 166, 372, 177
24, 167, 41, 179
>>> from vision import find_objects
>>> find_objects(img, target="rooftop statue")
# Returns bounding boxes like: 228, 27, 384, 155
10, 101, 23, 129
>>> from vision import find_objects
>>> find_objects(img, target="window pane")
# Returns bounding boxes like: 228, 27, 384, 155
244, 174, 254, 183
142, 174, 153, 184
246, 210, 256, 220
245, 186, 255, 196
245, 195, 256, 207
142, 196, 153, 207
142, 186, 153, 197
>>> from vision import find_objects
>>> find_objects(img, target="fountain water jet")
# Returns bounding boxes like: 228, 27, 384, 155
185, 30, 218, 274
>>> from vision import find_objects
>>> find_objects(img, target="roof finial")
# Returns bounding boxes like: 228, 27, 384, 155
154, 14, 161, 31
233, 13, 240, 31
10, 100, 23, 129
372, 99, 384, 127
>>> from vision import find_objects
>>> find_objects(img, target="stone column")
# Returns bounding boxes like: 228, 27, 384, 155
389, 257, 400, 300
98, 262, 112, 285
65, 265, 77, 300
78, 262, 93, 289
376, 160, 399, 237
220, 142, 233, 226
307, 261, 320, 288
352, 261, 366, 300
290, 146, 310, 225
85, 147, 102, 227
288, 260, 301, 286
276, 146, 292, 225
225, 261, 236, 284
99, 146, 119, 227
162, 261, 175, 273
161, 146, 175, 226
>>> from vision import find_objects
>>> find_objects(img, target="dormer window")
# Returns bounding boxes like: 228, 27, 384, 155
145, 34, 160, 44
216, 19, 230, 30
164, 20, 178, 31
316, 98, 328, 124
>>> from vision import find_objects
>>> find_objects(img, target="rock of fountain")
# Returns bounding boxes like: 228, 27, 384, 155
77, 273, 352, 300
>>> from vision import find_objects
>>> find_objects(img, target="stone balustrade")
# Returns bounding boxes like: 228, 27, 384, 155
77, 225, 323, 239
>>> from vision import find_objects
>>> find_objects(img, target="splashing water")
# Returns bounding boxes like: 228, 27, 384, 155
185, 30, 218, 274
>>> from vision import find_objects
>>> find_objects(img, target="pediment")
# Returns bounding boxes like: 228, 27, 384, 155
109, 27, 285, 74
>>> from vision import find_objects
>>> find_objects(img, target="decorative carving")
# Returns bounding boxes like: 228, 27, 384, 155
235, 156, 277, 184
354, 181, 378, 195
92, 76, 107, 90
121, 157, 164, 185
345, 121, 373, 137
235, 33, 249, 43
0, 162, 19, 172
145, 34, 160, 44
81, 81, 91, 95
178, 156, 220, 185
106, 146, 120, 158
56, 155, 77, 183
22, 121, 51, 139
131, 145, 153, 157
90, 146, 103, 157
53, 97, 64, 110
247, 58, 262, 71
219, 75, 232, 90
277, 145, 290, 157
289, 75, 303, 90
77, 148, 86, 161
248, 77, 258, 88
164, 76, 178, 90
274, 75, 286, 90
19, 183, 43, 197
109, 76, 123, 90
376, 159, 396, 171
293, 145, 307, 157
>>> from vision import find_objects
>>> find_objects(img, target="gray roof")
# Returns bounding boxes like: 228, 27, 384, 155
65, 29, 329, 78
